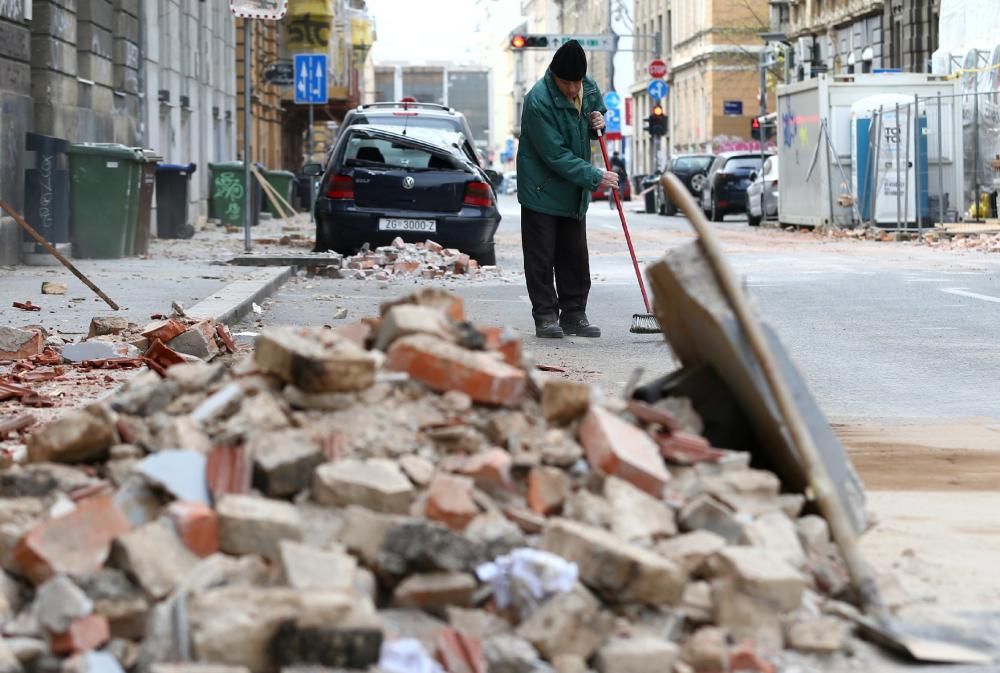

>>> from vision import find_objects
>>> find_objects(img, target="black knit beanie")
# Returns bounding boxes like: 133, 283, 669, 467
550, 40, 587, 80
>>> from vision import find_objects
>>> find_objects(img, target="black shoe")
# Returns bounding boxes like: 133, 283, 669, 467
560, 315, 601, 337
535, 321, 565, 339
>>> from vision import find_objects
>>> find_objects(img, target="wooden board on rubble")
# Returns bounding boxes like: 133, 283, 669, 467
646, 241, 868, 534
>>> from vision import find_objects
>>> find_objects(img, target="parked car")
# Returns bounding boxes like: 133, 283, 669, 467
656, 154, 715, 215
700, 152, 767, 222
311, 124, 502, 265
332, 102, 483, 167
745, 155, 779, 227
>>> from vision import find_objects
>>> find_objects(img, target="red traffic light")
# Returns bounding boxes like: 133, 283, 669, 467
652, 105, 664, 116
511, 34, 526, 48
751, 117, 760, 129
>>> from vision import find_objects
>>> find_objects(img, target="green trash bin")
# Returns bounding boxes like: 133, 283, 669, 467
262, 169, 296, 217
68, 143, 143, 259
209, 162, 261, 228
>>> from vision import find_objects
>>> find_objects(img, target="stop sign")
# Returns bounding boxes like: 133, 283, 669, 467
648, 59, 668, 79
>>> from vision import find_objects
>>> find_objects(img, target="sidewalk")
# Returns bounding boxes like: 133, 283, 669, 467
1, 213, 312, 335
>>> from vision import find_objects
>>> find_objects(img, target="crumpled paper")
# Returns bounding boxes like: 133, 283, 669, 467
378, 638, 445, 673
476, 548, 578, 618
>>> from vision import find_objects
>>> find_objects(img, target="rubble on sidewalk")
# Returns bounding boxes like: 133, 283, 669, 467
0, 288, 864, 673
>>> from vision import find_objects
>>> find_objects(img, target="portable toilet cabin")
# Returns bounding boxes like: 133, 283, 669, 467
851, 94, 929, 227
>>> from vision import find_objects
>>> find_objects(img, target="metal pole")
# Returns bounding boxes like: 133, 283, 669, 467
759, 48, 767, 170
937, 92, 945, 224
892, 103, 903, 231
308, 103, 315, 223
974, 86, 981, 219
824, 120, 835, 228
903, 101, 911, 231
243, 19, 252, 253
870, 108, 884, 228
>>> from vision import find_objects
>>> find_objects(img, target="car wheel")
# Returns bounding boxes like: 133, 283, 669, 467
690, 173, 707, 194
474, 244, 496, 267
710, 196, 724, 222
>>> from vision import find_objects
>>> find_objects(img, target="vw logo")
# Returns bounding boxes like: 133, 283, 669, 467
402, 177, 415, 190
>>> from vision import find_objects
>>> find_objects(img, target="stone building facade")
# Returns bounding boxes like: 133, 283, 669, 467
883, 0, 940, 73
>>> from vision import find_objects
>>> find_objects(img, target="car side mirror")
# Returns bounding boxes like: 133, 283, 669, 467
749, 171, 758, 181
303, 163, 324, 177
485, 169, 503, 189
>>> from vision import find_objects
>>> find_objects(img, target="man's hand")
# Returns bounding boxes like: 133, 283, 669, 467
599, 170, 619, 191
589, 111, 605, 131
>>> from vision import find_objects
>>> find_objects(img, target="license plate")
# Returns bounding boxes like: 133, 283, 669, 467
378, 218, 437, 233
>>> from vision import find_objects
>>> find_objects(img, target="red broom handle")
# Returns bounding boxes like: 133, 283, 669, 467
597, 131, 652, 314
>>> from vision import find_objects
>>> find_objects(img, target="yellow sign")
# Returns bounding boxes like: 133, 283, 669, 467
351, 17, 373, 49
286, 0, 333, 52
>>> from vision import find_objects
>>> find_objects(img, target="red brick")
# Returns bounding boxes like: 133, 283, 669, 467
478, 328, 522, 368
141, 319, 187, 344
49, 614, 110, 655
167, 321, 221, 360
14, 494, 130, 585
627, 400, 680, 433
216, 324, 237, 353
452, 253, 471, 275
504, 506, 545, 534
386, 335, 526, 407
435, 628, 486, 673
655, 432, 725, 465
527, 467, 570, 515
394, 261, 422, 274
460, 448, 512, 490
382, 289, 465, 322
144, 339, 186, 371
425, 240, 445, 254
498, 337, 522, 368
728, 641, 776, 673
468, 259, 479, 271
0, 328, 43, 360
578, 406, 670, 497
205, 446, 252, 499
336, 321, 374, 348
425, 474, 479, 531
165, 501, 219, 558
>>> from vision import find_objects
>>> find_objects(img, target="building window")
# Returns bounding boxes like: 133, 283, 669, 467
374, 69, 394, 102
402, 68, 444, 105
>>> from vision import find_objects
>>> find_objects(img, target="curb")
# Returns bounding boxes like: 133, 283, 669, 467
186, 266, 293, 325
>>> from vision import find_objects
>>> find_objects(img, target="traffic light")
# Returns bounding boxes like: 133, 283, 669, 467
510, 34, 549, 49
751, 117, 761, 140
647, 105, 667, 136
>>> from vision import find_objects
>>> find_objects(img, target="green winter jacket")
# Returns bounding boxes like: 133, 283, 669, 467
516, 70, 607, 219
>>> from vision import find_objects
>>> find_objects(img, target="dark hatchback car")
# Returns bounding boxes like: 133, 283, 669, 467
657, 154, 714, 215
700, 152, 766, 222
312, 124, 501, 265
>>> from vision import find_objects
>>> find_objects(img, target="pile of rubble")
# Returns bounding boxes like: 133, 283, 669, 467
919, 231, 1000, 253
334, 238, 499, 281
0, 289, 860, 673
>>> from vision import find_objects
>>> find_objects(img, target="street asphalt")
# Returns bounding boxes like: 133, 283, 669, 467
238, 193, 1000, 422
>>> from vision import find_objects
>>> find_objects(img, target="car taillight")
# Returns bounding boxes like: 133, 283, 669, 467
463, 181, 493, 207
326, 173, 354, 200
716, 171, 732, 179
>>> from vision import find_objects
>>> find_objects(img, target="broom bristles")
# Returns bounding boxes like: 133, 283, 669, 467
630, 313, 661, 334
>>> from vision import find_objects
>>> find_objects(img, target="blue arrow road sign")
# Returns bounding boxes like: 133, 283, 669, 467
605, 108, 621, 133
647, 80, 668, 100
294, 53, 327, 105
603, 91, 621, 110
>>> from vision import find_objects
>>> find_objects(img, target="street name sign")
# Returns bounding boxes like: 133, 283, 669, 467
229, 0, 288, 20
647, 80, 668, 100
550, 34, 617, 51
264, 61, 294, 86
294, 53, 328, 104
648, 59, 668, 78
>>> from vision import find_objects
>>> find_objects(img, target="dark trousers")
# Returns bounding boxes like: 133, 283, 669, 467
520, 206, 591, 324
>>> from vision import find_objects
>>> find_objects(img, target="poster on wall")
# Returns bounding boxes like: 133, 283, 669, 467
229, 0, 289, 20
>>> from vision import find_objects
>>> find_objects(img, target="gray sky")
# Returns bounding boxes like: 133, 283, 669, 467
368, 0, 524, 64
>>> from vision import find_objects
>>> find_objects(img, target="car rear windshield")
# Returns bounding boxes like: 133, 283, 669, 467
724, 157, 764, 171
354, 114, 462, 133
672, 156, 713, 171
344, 135, 463, 171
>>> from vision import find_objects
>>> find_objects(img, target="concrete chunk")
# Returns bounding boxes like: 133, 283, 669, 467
278, 540, 357, 592
216, 495, 304, 561
516, 584, 611, 660
706, 547, 805, 611
26, 410, 115, 464
254, 326, 376, 393
313, 459, 415, 514
250, 430, 325, 498
594, 635, 679, 673
110, 519, 199, 600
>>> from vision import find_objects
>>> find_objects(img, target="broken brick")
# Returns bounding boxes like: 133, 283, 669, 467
0, 327, 43, 360
313, 458, 415, 514
50, 614, 111, 655
216, 494, 303, 561
88, 317, 130, 339
727, 641, 775, 673
381, 288, 465, 322
374, 305, 454, 352
655, 432, 724, 465
386, 334, 526, 407
527, 466, 570, 515
141, 320, 187, 344
460, 449, 512, 490
541, 379, 591, 424
254, 326, 376, 393
13, 494, 130, 585
167, 322, 221, 361
435, 628, 486, 673
425, 474, 479, 531
216, 324, 237, 353
393, 572, 477, 610
206, 446, 252, 499
145, 339, 187, 371
578, 406, 670, 496
165, 501, 219, 558
26, 409, 115, 464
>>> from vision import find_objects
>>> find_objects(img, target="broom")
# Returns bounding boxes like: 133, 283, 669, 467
596, 131, 660, 333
